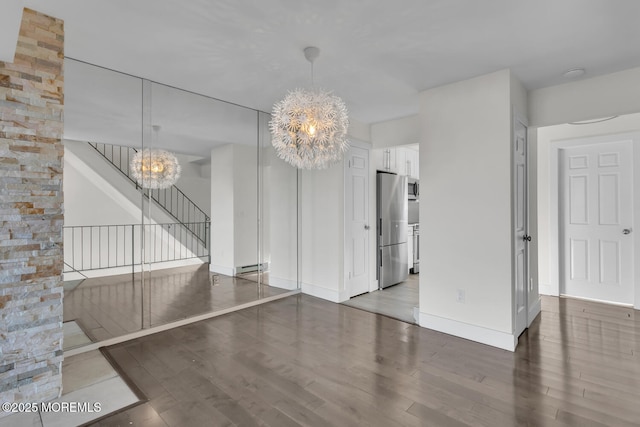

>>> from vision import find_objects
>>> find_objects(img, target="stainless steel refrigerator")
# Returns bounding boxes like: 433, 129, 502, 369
377, 172, 408, 289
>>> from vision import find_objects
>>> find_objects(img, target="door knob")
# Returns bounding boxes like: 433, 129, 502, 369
523, 234, 532, 242
622, 228, 632, 235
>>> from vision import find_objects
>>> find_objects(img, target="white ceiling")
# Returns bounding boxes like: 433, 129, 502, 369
23, 0, 640, 128
63, 59, 260, 157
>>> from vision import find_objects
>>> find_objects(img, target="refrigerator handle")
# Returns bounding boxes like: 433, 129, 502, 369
379, 218, 382, 236
379, 249, 383, 267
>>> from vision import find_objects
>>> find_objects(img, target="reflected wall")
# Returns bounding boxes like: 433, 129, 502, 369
62, 59, 299, 348
259, 111, 299, 290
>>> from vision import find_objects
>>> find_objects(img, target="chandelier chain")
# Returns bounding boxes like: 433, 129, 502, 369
310, 61, 315, 87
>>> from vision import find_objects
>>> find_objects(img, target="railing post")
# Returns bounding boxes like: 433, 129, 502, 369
206, 220, 211, 264
132, 224, 135, 274
72, 227, 75, 272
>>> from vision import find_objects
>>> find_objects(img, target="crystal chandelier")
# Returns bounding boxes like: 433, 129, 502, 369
130, 126, 181, 189
270, 47, 349, 170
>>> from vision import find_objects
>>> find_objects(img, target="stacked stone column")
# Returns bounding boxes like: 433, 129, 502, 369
0, 8, 64, 413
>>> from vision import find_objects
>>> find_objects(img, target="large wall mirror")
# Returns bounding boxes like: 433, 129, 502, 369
62, 59, 299, 351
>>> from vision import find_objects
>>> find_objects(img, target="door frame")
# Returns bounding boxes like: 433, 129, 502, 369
549, 132, 639, 308
344, 139, 374, 298
512, 111, 530, 337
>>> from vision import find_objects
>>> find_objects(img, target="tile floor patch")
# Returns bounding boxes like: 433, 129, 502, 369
40, 376, 138, 427
0, 411, 41, 427
63, 321, 92, 351
62, 351, 118, 393
0, 350, 140, 427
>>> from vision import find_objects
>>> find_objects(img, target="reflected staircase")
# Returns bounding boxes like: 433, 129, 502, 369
63, 142, 210, 274
89, 142, 209, 245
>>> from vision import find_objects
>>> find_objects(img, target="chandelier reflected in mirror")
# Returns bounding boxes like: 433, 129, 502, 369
270, 47, 349, 170
130, 125, 181, 189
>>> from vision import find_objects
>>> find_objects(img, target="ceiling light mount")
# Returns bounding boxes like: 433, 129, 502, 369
304, 46, 320, 63
563, 68, 586, 79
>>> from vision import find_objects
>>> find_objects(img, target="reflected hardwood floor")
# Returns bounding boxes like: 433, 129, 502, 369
94, 295, 640, 426
342, 274, 419, 324
64, 264, 287, 343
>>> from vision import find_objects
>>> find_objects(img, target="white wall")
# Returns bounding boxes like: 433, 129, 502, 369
173, 153, 211, 217
300, 163, 345, 302
0, 2, 22, 62
264, 147, 298, 290
65, 148, 140, 226
347, 117, 372, 144
510, 73, 528, 120
209, 144, 259, 275
529, 66, 640, 128
371, 114, 420, 149
233, 144, 258, 269
210, 144, 235, 274
418, 69, 516, 350
64, 140, 180, 226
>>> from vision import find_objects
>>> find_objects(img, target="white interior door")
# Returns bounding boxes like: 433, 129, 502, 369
346, 146, 370, 297
514, 118, 528, 337
560, 140, 634, 305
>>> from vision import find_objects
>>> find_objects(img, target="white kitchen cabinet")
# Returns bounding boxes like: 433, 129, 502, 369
373, 147, 397, 173
373, 148, 385, 171
405, 148, 419, 179
396, 147, 407, 175
374, 146, 419, 177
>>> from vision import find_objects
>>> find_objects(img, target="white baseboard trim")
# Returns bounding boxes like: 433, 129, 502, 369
65, 289, 301, 357
301, 282, 349, 303
528, 297, 542, 327
146, 258, 204, 271
64, 266, 136, 280
63, 271, 87, 281
418, 312, 517, 352
64, 259, 205, 280
269, 276, 298, 290
209, 264, 235, 276
560, 293, 634, 307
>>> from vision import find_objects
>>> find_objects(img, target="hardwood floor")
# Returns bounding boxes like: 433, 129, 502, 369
64, 264, 288, 344
93, 295, 640, 426
341, 274, 419, 323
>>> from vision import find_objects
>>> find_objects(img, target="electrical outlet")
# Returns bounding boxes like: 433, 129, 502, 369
456, 289, 465, 303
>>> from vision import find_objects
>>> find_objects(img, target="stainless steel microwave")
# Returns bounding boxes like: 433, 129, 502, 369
408, 179, 419, 200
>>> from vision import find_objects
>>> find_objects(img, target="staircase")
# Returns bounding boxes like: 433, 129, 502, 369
88, 141, 210, 247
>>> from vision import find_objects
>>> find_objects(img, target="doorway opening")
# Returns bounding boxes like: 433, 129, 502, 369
342, 143, 420, 324
537, 113, 640, 309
